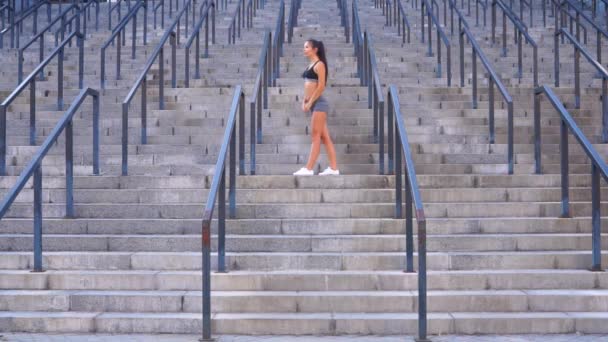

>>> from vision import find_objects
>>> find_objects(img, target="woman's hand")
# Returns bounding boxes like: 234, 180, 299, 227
302, 98, 311, 112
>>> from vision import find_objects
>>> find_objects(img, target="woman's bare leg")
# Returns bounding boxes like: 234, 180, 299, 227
305, 111, 326, 170
321, 124, 338, 170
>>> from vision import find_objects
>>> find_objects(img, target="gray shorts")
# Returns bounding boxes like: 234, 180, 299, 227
310, 96, 330, 113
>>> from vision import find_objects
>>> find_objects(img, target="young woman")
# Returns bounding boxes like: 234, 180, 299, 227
293, 39, 340, 176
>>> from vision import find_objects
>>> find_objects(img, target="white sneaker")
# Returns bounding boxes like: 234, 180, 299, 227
293, 167, 314, 176
319, 167, 340, 176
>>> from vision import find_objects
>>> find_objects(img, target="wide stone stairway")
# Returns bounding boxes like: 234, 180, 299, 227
0, 0, 607, 338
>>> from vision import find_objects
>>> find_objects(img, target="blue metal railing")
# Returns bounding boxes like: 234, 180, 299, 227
154, 0, 165, 28
121, 0, 195, 175
554, 27, 608, 143
338, 0, 350, 42
227, 0, 263, 43
387, 84, 428, 342
271, 0, 284, 83
0, 88, 100, 272
557, 0, 607, 64
17, 4, 77, 84
100, 0, 148, 89
459, 25, 515, 174
0, 31, 85, 176
420, 0, 453, 85
0, 0, 51, 48
362, 32, 387, 173
184, 1, 215, 87
108, 0, 124, 30
249, 30, 271, 172
491, 0, 539, 85
287, 0, 301, 43
200, 85, 247, 341
534, 85, 607, 272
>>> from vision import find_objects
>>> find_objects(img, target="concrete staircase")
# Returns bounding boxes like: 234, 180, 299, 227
0, 0, 607, 337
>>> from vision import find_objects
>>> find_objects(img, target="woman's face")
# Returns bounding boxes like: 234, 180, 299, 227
303, 41, 317, 58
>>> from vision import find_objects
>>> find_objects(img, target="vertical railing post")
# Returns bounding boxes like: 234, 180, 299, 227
229, 123, 237, 218
507, 101, 513, 174
394, 121, 403, 218
58, 47, 64, 110
93, 92, 100, 175
554, 30, 560, 87
239, 94, 245, 176
379, 97, 384, 175
417, 219, 428, 341
185, 46, 190, 87
472, 48, 477, 109
489, 78, 495, 144
405, 165, 414, 273
117, 30, 122, 80
142, 78, 148, 145
159, 46, 165, 109
534, 90, 541, 174
33, 164, 43, 272
591, 163, 602, 271
218, 168, 226, 273
122, 103, 129, 176
387, 95, 394, 174
560, 119, 570, 217
603, 77, 608, 143
29, 79, 36, 146
171, 33, 177, 88
132, 12, 137, 60
0, 105, 6, 176
65, 120, 74, 218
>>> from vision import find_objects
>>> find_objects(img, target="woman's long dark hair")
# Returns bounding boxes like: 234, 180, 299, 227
308, 39, 328, 85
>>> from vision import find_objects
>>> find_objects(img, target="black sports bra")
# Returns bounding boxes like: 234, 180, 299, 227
302, 60, 320, 81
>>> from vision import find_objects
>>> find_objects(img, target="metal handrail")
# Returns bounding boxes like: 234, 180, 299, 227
154, 0, 165, 29
373, 0, 413, 43
0, 87, 100, 273
250, 0, 284, 157
108, 0, 123, 30
491, 0, 538, 86
421, 0, 453, 86
287, 0, 301, 43
508, 0, 532, 26
0, 0, 50, 48
396, 0, 413, 43
459, 25, 515, 174
228, 0, 245, 43
446, 0, 471, 36
0, 31, 85, 175
53, 6, 82, 47
184, 1, 215, 87
249, 31, 271, 173
365, 33, 387, 174
534, 85, 607, 272
271, 0, 284, 82
338, 0, 350, 42
100, 0, 148, 89
200, 85, 247, 341
387, 84, 428, 342
18, 4, 76, 84
121, 0, 194, 175
72, 0, 99, 36
554, 27, 608, 142
0, 2, 14, 31
353, 0, 365, 74
559, 0, 606, 63
548, 0, 587, 42
474, 0, 488, 26
199, 0, 216, 43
